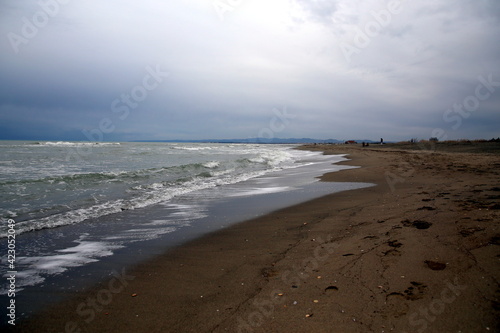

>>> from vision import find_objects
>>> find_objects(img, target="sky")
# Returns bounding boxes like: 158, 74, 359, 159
0, 0, 499, 142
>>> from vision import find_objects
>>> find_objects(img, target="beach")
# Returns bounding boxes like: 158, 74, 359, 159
12, 142, 500, 332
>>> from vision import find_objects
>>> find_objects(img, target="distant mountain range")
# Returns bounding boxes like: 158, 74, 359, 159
134, 138, 381, 144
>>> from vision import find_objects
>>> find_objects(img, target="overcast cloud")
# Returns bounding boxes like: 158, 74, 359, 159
0, 0, 499, 141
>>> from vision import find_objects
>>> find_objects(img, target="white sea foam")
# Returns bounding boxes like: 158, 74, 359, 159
172, 146, 213, 151
5, 210, 17, 217
228, 186, 293, 197
35, 141, 121, 147
104, 227, 176, 241
0, 240, 122, 294
0, 167, 270, 237
202, 161, 220, 168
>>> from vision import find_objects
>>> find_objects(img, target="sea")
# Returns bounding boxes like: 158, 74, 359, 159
0, 141, 373, 319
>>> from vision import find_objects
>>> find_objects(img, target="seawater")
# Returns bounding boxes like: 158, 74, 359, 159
0, 141, 373, 318
0, 141, 303, 236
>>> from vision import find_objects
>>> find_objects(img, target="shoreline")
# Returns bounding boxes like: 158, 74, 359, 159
1, 149, 371, 321
12, 145, 500, 332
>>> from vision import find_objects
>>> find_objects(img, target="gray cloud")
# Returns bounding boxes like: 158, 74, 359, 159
0, 0, 499, 142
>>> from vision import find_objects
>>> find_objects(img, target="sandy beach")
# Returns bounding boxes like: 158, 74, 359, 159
13, 142, 500, 333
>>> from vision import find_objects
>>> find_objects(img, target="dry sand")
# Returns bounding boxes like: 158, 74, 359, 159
13, 143, 500, 332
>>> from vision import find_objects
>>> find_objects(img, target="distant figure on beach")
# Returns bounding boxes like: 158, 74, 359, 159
380, 138, 384, 144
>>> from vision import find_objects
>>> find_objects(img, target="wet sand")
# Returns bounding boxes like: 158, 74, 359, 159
12, 143, 500, 332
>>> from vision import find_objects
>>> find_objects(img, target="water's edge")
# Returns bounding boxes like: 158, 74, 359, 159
1, 150, 374, 322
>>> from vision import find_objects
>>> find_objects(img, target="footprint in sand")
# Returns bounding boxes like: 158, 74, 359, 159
417, 206, 436, 211
401, 219, 432, 229
383, 240, 403, 256
387, 240, 403, 248
385, 293, 409, 317
424, 260, 447, 271
386, 281, 428, 311
489, 235, 500, 245
261, 267, 279, 280
459, 227, 484, 237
